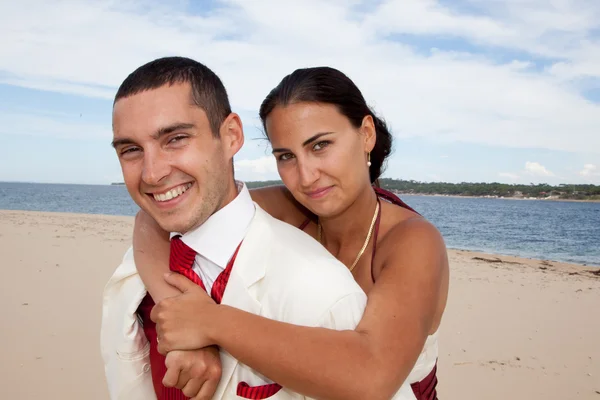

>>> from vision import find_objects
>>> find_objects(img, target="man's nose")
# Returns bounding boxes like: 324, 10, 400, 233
141, 152, 170, 186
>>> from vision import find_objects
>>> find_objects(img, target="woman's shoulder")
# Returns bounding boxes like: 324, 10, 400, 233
376, 192, 446, 267
381, 203, 443, 252
250, 185, 313, 228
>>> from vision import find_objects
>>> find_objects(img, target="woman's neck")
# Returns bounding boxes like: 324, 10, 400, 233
319, 185, 378, 259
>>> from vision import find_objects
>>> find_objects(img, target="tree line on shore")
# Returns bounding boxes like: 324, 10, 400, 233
245, 179, 600, 200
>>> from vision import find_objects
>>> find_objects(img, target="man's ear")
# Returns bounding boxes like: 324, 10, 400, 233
219, 113, 245, 158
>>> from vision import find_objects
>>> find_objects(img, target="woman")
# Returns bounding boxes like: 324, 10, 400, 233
135, 67, 449, 400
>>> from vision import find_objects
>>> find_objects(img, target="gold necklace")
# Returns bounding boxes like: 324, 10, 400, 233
317, 201, 380, 272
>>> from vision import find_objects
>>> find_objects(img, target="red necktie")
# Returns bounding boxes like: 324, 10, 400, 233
139, 237, 281, 399
170, 235, 238, 304
139, 236, 201, 400
169, 235, 205, 290
210, 242, 240, 304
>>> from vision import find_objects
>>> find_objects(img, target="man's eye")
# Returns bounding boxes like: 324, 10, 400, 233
121, 147, 140, 155
169, 135, 187, 144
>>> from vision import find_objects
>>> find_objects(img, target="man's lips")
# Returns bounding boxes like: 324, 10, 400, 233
147, 182, 193, 203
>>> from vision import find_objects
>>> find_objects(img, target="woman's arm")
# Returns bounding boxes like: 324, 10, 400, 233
133, 210, 180, 302
153, 219, 449, 400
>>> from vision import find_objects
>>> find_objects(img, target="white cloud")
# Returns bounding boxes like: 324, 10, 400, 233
579, 163, 598, 176
524, 161, 554, 177
499, 172, 520, 180
234, 156, 277, 175
369, 0, 600, 67
0, 0, 599, 155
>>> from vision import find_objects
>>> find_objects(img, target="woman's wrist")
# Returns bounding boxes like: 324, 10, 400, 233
205, 303, 229, 346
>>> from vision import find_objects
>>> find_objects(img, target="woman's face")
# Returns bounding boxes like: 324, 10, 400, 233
266, 102, 375, 218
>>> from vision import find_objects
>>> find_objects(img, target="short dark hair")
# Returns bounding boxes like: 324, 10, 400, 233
114, 56, 231, 137
259, 67, 392, 183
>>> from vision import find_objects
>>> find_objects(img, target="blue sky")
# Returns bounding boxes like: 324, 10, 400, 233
1, 0, 599, 185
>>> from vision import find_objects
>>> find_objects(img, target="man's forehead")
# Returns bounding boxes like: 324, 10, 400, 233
116, 83, 211, 116
114, 84, 188, 108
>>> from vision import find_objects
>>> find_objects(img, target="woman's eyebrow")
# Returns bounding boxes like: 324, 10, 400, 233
272, 132, 334, 153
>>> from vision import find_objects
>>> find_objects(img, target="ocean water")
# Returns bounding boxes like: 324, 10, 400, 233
1, 182, 599, 266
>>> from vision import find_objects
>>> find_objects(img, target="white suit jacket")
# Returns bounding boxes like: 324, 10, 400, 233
101, 205, 367, 400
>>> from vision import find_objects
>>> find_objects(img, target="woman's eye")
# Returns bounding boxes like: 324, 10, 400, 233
313, 141, 330, 151
278, 153, 295, 161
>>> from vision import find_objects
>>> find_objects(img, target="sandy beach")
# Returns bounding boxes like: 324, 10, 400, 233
0, 210, 598, 400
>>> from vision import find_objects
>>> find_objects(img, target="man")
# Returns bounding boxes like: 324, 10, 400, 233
100, 57, 367, 399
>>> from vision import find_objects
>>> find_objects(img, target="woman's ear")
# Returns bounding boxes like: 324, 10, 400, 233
360, 115, 376, 153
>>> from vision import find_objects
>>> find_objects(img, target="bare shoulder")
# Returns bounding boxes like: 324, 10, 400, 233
376, 201, 448, 275
365, 202, 449, 337
250, 185, 313, 227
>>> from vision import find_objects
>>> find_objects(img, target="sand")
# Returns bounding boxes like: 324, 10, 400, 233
0, 210, 598, 400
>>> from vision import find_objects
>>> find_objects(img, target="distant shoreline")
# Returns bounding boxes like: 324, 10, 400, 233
3, 181, 599, 202
397, 192, 600, 203
1, 209, 598, 268
106, 181, 600, 202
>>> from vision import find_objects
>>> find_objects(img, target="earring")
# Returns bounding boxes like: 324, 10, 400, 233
367, 152, 372, 167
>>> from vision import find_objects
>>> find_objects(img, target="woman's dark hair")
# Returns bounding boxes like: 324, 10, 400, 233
259, 67, 392, 183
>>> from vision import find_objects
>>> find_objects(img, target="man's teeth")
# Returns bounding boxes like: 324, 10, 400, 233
153, 183, 192, 202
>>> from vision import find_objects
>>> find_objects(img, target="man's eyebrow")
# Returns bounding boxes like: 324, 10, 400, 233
272, 132, 334, 154
111, 123, 196, 149
150, 123, 196, 140
111, 138, 135, 149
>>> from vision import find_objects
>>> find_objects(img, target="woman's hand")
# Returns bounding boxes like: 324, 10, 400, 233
151, 272, 220, 354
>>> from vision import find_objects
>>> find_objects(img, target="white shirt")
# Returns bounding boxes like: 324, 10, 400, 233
170, 181, 255, 293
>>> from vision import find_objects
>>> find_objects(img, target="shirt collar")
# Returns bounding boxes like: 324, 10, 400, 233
171, 181, 255, 268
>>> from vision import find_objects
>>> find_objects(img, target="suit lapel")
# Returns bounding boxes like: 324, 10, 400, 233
214, 205, 272, 399
226, 205, 272, 290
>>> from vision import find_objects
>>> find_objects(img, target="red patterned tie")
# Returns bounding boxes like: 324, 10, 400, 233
169, 235, 205, 290
210, 243, 240, 304
143, 235, 201, 400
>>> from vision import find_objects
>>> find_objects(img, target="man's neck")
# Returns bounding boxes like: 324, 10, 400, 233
217, 179, 240, 213
182, 179, 239, 235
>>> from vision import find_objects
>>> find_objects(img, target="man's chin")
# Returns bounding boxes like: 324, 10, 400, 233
154, 214, 202, 235
155, 219, 187, 234
145, 205, 207, 235
143, 209, 185, 234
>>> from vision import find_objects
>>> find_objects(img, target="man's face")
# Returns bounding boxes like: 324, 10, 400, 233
112, 83, 240, 233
